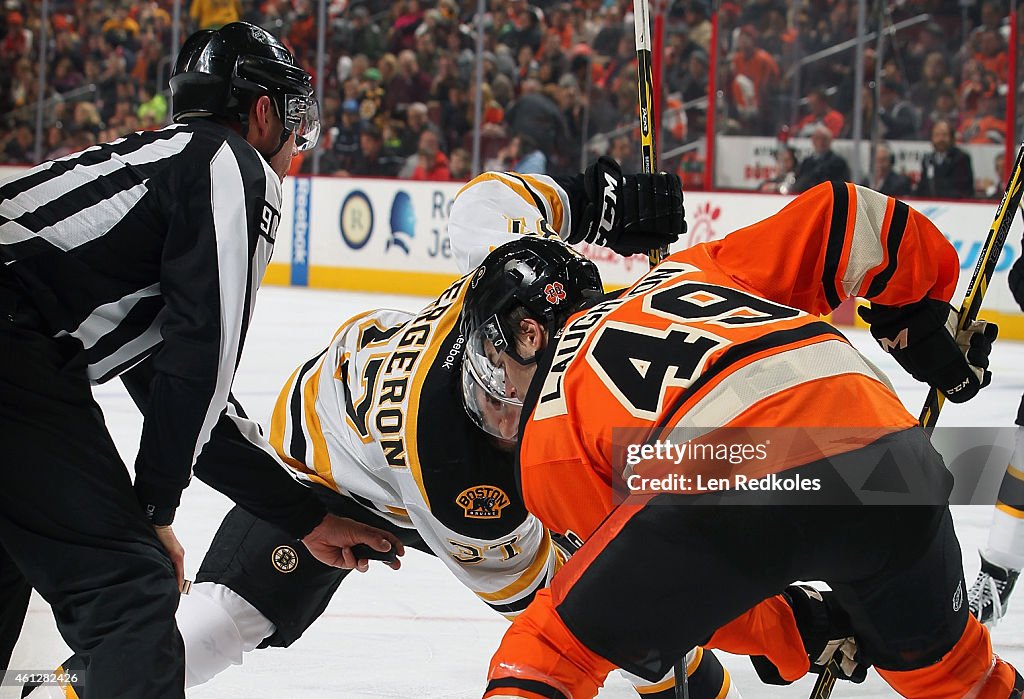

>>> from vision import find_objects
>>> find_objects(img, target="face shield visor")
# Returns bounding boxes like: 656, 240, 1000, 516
280, 92, 321, 151
461, 316, 524, 440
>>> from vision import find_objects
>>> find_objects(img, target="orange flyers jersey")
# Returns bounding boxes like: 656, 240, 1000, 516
518, 181, 961, 540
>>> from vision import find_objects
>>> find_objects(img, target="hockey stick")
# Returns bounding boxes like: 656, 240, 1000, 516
808, 142, 1024, 699
919, 140, 1024, 435
633, 0, 666, 270
633, 0, 683, 693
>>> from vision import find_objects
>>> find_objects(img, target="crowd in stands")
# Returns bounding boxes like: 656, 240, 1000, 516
0, 0, 1020, 197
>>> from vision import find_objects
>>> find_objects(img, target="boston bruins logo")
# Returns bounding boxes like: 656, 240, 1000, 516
271, 545, 299, 574
456, 485, 510, 519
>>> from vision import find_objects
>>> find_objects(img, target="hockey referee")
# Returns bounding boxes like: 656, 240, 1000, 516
0, 22, 401, 697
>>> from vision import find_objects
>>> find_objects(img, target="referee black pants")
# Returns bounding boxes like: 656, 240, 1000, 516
0, 285, 184, 697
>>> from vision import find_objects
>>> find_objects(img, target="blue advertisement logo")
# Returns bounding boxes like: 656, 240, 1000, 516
291, 177, 311, 286
388, 191, 416, 255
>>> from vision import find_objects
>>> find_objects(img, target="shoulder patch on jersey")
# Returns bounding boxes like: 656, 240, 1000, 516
271, 545, 299, 573
456, 485, 511, 519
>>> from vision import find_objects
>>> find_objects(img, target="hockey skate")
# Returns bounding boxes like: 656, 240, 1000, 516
968, 552, 1020, 627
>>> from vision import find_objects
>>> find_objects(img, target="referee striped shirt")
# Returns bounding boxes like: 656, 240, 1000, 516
0, 119, 285, 515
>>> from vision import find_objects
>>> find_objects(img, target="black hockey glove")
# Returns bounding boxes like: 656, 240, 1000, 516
569, 155, 685, 257
858, 298, 997, 404
750, 585, 868, 686
1009, 255, 1024, 311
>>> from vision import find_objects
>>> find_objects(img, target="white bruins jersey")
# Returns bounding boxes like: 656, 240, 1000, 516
268, 173, 574, 616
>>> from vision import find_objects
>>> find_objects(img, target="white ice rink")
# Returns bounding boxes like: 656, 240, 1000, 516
7, 285, 1024, 698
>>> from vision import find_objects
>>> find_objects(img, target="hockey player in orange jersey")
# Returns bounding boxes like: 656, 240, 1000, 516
462, 181, 1022, 698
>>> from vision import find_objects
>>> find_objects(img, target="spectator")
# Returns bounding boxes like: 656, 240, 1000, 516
101, 6, 139, 44
958, 93, 1006, 144
507, 4, 543, 55
683, 1, 712, 53
397, 101, 436, 157
441, 83, 473, 153
607, 134, 641, 173
904, 21, 950, 85
383, 50, 432, 115
51, 55, 84, 94
0, 122, 34, 164
863, 143, 911, 197
408, 129, 450, 180
974, 28, 1008, 85
729, 24, 780, 134
876, 80, 920, 140
388, 0, 423, 54
922, 86, 960, 138
758, 145, 799, 194
137, 85, 168, 129
591, 5, 623, 58
792, 88, 845, 138
505, 78, 571, 171
976, 151, 1006, 199
481, 133, 540, 173
915, 119, 975, 199
330, 99, 364, 173
909, 52, 952, 115
959, 58, 997, 122
189, 0, 242, 30
511, 133, 547, 174
792, 124, 850, 193
347, 123, 402, 177
1, 11, 32, 66
448, 146, 471, 180
347, 6, 385, 61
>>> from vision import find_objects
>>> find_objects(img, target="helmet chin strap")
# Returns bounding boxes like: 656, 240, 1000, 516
263, 127, 293, 159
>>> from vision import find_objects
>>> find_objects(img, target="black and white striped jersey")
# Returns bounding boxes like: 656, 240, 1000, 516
0, 119, 287, 518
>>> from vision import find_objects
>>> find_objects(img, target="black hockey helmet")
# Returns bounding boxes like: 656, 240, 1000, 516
170, 22, 320, 151
460, 237, 602, 439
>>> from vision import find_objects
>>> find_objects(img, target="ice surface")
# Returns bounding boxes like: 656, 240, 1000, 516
7, 286, 1024, 698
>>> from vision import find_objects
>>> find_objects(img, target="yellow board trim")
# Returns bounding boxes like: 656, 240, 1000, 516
996, 501, 1024, 519
477, 534, 552, 603
263, 263, 290, 286
1007, 464, 1024, 481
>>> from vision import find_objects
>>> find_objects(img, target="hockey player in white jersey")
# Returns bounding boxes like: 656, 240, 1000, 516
968, 251, 1024, 626
26, 158, 747, 698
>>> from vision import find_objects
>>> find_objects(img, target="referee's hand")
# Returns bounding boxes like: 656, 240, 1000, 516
153, 524, 186, 592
